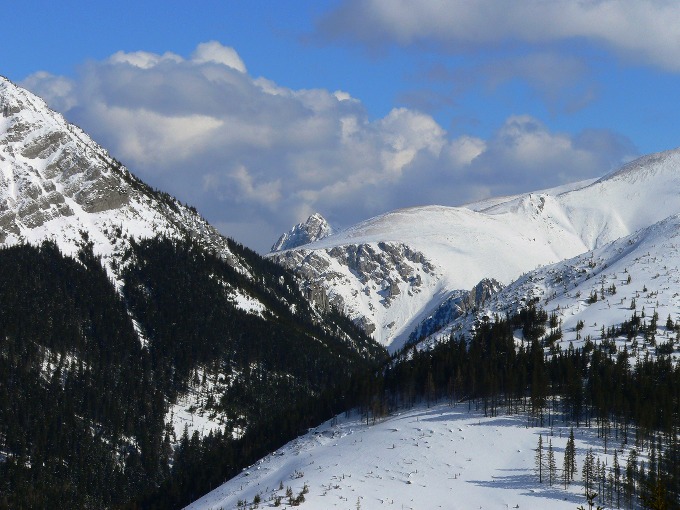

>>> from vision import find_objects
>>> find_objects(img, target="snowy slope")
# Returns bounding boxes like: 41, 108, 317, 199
271, 150, 680, 352
432, 212, 680, 359
188, 402, 630, 510
271, 202, 589, 351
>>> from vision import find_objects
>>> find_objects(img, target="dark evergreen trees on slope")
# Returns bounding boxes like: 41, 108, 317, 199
0, 241, 165, 508
122, 236, 386, 424
0, 238, 387, 509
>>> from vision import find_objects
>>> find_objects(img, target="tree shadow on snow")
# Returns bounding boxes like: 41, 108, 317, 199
468, 471, 582, 506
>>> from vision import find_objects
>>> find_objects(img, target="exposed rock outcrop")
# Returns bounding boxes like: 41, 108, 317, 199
271, 213, 333, 252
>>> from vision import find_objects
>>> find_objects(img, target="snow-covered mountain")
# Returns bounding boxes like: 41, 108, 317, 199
270, 150, 680, 351
0, 75, 238, 276
271, 213, 333, 252
193, 157, 680, 509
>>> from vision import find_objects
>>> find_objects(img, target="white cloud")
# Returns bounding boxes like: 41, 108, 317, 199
446, 136, 486, 167
21, 42, 635, 252
319, 0, 680, 72
229, 165, 281, 207
191, 41, 247, 72
468, 116, 637, 189
20, 71, 77, 112
109, 50, 183, 69
87, 105, 224, 167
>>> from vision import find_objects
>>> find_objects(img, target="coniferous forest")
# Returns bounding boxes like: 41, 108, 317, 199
373, 305, 680, 510
1, 240, 680, 509
0, 239, 386, 509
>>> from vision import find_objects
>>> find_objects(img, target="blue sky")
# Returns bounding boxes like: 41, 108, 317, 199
4, 0, 680, 252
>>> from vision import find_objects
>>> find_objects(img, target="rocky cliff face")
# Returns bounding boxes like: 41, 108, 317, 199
271, 240, 439, 348
407, 278, 502, 346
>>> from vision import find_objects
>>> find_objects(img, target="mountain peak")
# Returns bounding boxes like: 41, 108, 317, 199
0, 77, 237, 274
270, 213, 333, 252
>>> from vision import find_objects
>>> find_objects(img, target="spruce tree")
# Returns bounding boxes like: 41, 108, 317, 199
565, 427, 577, 481
613, 449, 621, 507
547, 438, 556, 486
536, 434, 544, 483
582, 448, 595, 493
563, 446, 571, 489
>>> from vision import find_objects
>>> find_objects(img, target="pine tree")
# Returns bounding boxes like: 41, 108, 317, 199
563, 445, 571, 489
536, 434, 544, 483
582, 448, 595, 493
613, 449, 621, 508
565, 427, 577, 481
547, 438, 556, 486
625, 448, 638, 507
641, 478, 669, 510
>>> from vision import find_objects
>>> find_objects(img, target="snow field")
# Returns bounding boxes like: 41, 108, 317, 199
187, 402, 634, 510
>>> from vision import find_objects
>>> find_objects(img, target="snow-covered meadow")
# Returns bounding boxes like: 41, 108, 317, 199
188, 402, 630, 510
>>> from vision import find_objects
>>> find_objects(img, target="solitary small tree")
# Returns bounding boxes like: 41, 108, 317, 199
547, 439, 556, 486
536, 434, 544, 483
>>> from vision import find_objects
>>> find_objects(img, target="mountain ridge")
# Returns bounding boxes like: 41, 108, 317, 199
270, 148, 680, 351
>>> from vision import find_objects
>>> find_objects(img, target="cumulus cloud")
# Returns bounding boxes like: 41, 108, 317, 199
191, 41, 247, 72
21, 42, 636, 252
21, 71, 77, 113
388, 116, 636, 208
317, 0, 680, 72
109, 50, 183, 69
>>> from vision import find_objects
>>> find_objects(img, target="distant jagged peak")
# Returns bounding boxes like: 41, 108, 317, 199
270, 212, 333, 252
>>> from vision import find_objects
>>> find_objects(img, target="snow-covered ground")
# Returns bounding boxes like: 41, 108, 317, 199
188, 402, 631, 510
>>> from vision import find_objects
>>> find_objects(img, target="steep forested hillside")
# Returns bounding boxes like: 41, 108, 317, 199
123, 236, 386, 429
0, 241, 163, 508
0, 239, 386, 509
